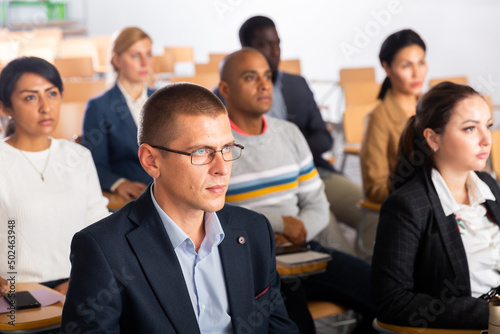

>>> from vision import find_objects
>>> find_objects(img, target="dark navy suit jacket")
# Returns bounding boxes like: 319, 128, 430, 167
372, 169, 500, 329
214, 71, 334, 171
81, 83, 154, 191
61, 186, 298, 333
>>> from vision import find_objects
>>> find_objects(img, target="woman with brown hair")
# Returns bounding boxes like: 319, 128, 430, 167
372, 82, 498, 329
82, 27, 155, 200
361, 29, 427, 203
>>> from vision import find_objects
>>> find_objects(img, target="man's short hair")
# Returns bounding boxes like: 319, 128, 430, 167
138, 83, 227, 147
239, 16, 275, 46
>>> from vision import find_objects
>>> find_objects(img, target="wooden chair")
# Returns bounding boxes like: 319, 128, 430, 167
208, 53, 227, 66
102, 191, 130, 212
54, 57, 95, 79
342, 81, 381, 107
308, 301, 356, 333
90, 35, 111, 74
339, 101, 379, 172
62, 79, 106, 103
171, 72, 220, 90
60, 37, 99, 68
153, 54, 174, 74
373, 318, 481, 333
428, 76, 468, 88
164, 46, 194, 63
51, 102, 87, 140
339, 67, 376, 85
18, 45, 56, 63
279, 59, 301, 75
195, 62, 220, 74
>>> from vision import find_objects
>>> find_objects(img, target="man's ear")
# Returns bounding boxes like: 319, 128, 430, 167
423, 128, 439, 151
218, 81, 230, 100
138, 144, 160, 179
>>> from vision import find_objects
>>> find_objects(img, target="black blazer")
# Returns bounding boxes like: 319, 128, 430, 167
81, 83, 155, 191
61, 186, 298, 333
371, 169, 500, 329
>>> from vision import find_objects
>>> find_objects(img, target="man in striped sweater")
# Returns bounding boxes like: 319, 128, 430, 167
218, 48, 376, 334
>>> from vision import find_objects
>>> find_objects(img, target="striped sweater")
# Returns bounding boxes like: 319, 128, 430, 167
227, 116, 329, 241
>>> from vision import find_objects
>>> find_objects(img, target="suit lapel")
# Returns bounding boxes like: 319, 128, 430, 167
217, 208, 254, 331
425, 171, 471, 292
110, 84, 138, 139
126, 188, 200, 334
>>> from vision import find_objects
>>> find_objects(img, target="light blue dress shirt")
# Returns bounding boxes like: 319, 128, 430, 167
150, 187, 233, 333
268, 71, 288, 120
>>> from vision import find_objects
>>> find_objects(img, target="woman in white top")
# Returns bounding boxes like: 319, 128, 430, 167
82, 27, 155, 201
0, 57, 109, 294
371, 81, 498, 329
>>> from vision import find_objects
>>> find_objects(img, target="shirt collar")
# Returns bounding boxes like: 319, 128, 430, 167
229, 115, 268, 136
116, 80, 148, 105
431, 168, 496, 216
150, 186, 225, 249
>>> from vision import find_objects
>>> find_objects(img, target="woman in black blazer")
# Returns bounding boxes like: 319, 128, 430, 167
372, 82, 499, 330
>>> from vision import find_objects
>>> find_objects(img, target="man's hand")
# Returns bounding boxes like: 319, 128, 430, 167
116, 181, 147, 201
282, 216, 307, 245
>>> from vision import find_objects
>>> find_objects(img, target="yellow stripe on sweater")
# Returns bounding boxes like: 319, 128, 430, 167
298, 168, 318, 183
226, 181, 298, 202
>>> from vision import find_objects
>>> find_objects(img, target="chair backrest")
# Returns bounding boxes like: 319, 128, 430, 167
164, 46, 194, 63
171, 72, 220, 90
340, 67, 376, 86
279, 59, 301, 76
491, 129, 500, 179
153, 54, 174, 73
62, 79, 106, 103
51, 102, 87, 140
90, 35, 111, 74
428, 76, 468, 88
54, 57, 95, 79
208, 53, 227, 66
343, 103, 379, 144
343, 81, 381, 107
195, 62, 220, 74
18, 45, 56, 63
60, 37, 99, 68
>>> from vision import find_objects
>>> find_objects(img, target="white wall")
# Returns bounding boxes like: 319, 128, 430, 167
86, 0, 500, 122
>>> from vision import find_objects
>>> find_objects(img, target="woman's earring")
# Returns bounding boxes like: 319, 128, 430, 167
433, 147, 437, 153
7, 115, 12, 120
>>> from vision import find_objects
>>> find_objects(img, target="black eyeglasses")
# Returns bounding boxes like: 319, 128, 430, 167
151, 144, 244, 165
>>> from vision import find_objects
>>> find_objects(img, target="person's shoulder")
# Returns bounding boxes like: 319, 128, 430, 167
281, 71, 306, 83
384, 170, 429, 208
79, 202, 134, 239
52, 138, 92, 158
87, 84, 119, 106
266, 116, 301, 134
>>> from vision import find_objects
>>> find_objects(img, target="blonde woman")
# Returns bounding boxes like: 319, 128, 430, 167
82, 27, 155, 201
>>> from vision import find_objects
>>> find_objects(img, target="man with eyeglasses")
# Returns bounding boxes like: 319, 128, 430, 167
219, 48, 376, 334
61, 83, 299, 333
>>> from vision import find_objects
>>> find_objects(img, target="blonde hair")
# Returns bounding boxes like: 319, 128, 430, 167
111, 26, 152, 71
